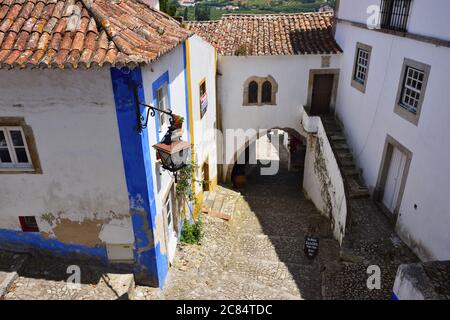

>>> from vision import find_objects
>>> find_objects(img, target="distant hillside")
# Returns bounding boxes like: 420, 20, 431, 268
174, 0, 335, 21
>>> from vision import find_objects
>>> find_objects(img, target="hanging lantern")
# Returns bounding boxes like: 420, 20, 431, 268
153, 140, 190, 172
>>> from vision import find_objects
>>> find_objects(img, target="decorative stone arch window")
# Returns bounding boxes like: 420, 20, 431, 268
243, 76, 278, 106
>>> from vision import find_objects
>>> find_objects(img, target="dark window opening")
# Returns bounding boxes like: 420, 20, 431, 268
19, 216, 39, 232
261, 81, 272, 103
199, 80, 208, 118
380, 0, 412, 32
248, 81, 258, 104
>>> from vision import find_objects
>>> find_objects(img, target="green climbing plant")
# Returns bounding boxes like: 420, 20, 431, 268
180, 216, 203, 245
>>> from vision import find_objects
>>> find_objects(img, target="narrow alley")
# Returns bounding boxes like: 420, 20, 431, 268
0, 133, 418, 300
133, 133, 418, 300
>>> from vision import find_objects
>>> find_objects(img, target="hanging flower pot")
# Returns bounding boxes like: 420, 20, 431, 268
171, 114, 184, 130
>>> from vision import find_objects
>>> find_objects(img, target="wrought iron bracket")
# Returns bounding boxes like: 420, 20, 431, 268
131, 83, 174, 133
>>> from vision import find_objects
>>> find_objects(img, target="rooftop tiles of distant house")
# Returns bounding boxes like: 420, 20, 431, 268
186, 12, 342, 56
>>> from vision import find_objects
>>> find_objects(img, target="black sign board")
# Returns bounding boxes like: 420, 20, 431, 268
304, 236, 319, 259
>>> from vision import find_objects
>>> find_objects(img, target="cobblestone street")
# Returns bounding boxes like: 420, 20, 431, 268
135, 136, 418, 300
135, 166, 331, 300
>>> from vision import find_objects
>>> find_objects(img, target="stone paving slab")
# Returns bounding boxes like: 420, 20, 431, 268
3, 254, 135, 300
0, 251, 28, 299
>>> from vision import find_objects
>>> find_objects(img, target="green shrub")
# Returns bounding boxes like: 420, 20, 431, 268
180, 218, 203, 245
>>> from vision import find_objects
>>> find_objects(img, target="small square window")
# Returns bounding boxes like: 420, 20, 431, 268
19, 216, 39, 232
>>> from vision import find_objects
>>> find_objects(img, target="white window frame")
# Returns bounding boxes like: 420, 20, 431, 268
355, 49, 369, 84
399, 66, 424, 114
394, 58, 431, 126
0, 126, 33, 171
156, 83, 169, 129
351, 42, 372, 93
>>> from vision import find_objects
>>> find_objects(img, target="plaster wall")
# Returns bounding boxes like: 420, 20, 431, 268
217, 54, 341, 180
337, 0, 450, 42
335, 21, 450, 260
0, 69, 132, 251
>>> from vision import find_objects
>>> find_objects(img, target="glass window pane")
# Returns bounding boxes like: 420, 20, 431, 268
248, 81, 258, 103
15, 147, 29, 163
261, 81, 272, 103
10, 130, 25, 146
0, 131, 7, 147
0, 149, 12, 163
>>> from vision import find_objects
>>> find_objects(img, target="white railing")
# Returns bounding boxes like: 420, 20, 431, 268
301, 106, 348, 245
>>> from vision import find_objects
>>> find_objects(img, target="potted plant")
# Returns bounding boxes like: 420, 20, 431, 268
171, 114, 184, 130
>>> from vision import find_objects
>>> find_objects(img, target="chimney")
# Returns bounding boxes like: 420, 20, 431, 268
141, 0, 160, 10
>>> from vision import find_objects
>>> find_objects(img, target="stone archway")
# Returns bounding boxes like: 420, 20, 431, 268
224, 127, 307, 183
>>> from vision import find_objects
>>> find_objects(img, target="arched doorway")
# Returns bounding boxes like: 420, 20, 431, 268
228, 128, 307, 189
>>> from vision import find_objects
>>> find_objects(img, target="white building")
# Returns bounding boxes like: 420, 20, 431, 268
188, 13, 342, 182
334, 0, 450, 261
0, 0, 217, 287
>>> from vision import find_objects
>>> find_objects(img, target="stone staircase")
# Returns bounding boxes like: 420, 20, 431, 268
202, 186, 241, 221
320, 115, 370, 199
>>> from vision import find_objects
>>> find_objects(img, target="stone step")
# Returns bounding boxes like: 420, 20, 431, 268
349, 190, 371, 199
106, 273, 136, 300
347, 177, 371, 199
329, 134, 346, 142
332, 142, 350, 151
340, 157, 356, 168
342, 167, 361, 178
0, 251, 28, 300
325, 129, 343, 136
336, 151, 353, 161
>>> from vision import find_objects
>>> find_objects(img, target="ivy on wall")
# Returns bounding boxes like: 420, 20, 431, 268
313, 135, 335, 232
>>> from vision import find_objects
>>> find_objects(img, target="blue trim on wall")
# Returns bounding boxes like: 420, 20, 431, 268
152, 71, 171, 139
111, 67, 168, 287
0, 229, 107, 263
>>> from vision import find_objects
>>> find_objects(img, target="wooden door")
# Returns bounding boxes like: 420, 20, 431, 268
310, 74, 334, 115
202, 161, 210, 192
382, 147, 407, 214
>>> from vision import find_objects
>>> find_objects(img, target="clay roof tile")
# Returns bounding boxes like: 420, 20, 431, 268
186, 12, 342, 56
0, 0, 192, 69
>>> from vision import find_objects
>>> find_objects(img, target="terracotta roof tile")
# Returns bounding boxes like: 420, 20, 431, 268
187, 12, 342, 56
0, 0, 192, 69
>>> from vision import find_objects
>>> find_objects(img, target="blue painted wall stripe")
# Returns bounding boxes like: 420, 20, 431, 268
110, 67, 168, 287
0, 229, 107, 263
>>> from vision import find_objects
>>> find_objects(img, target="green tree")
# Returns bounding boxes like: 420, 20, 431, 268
183, 7, 189, 21
194, 4, 211, 21
160, 0, 178, 17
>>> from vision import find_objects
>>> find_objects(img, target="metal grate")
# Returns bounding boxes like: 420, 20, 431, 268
380, 0, 412, 32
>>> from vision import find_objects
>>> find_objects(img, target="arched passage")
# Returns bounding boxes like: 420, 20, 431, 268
225, 127, 307, 186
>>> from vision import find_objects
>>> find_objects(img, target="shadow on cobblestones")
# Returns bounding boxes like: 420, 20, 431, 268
0, 252, 134, 300
236, 154, 335, 299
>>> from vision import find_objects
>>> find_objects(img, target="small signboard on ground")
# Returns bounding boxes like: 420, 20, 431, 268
304, 236, 319, 259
